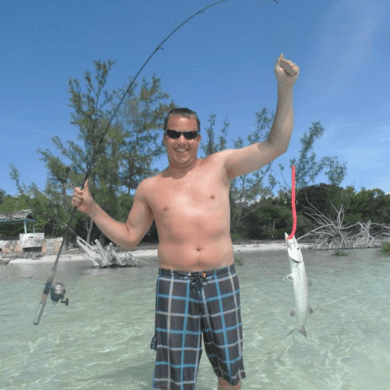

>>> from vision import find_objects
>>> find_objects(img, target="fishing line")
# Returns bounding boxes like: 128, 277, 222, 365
32, 0, 234, 326
264, 167, 304, 355
287, 165, 296, 240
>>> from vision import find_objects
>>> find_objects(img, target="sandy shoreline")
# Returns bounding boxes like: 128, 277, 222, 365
1, 240, 311, 265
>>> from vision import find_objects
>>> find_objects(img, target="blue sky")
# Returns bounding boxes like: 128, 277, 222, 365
2, 0, 389, 196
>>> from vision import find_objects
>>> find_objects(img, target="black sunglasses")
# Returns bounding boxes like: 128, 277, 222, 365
165, 129, 199, 140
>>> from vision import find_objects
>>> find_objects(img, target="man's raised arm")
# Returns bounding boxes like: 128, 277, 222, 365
224, 54, 300, 179
72, 180, 153, 250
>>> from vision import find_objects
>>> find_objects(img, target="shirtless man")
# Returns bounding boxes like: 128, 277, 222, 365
72, 54, 299, 390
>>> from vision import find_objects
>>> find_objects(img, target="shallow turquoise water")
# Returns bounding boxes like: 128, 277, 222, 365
1, 248, 389, 389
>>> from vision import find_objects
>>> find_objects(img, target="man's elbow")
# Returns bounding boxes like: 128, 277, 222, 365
122, 221, 151, 251
267, 127, 292, 157
121, 226, 140, 251
269, 142, 289, 160
121, 241, 138, 251
277, 144, 289, 156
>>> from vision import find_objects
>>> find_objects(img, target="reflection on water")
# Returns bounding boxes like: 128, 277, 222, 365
1, 249, 389, 389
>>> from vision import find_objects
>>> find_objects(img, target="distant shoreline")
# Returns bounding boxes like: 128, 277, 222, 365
1, 240, 303, 265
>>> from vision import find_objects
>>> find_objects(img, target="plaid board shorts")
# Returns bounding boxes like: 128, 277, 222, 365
150, 264, 245, 390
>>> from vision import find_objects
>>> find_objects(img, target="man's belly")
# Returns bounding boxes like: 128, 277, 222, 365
157, 237, 234, 272
154, 201, 233, 271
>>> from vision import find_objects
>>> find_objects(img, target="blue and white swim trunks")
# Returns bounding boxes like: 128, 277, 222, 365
150, 264, 245, 390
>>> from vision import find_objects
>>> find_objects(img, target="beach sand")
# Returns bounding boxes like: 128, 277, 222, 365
1, 240, 312, 265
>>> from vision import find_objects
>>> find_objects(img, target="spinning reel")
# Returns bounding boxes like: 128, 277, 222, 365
33, 281, 69, 325
50, 282, 69, 306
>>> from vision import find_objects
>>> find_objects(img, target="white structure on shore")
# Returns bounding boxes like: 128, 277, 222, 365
0, 209, 62, 255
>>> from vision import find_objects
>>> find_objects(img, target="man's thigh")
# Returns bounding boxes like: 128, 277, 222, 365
202, 266, 246, 386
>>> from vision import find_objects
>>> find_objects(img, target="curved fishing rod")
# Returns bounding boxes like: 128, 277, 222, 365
33, 0, 229, 325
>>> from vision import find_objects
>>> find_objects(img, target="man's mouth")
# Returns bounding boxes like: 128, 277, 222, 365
175, 148, 187, 153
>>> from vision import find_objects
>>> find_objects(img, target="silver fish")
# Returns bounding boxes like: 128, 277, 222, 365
284, 233, 313, 337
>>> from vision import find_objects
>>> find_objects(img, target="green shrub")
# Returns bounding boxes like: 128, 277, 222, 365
380, 242, 390, 256
332, 250, 349, 256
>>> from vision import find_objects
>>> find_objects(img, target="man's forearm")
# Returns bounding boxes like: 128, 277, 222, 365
267, 84, 294, 155
87, 202, 134, 250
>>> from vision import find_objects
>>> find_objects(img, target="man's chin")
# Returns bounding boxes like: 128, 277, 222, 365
171, 156, 197, 169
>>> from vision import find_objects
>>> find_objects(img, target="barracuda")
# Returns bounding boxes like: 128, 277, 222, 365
284, 233, 313, 337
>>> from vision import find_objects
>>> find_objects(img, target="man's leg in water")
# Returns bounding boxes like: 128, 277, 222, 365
218, 377, 242, 389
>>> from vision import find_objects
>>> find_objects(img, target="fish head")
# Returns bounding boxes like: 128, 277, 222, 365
285, 233, 303, 263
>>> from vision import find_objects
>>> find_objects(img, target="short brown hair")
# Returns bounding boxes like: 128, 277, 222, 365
164, 107, 200, 132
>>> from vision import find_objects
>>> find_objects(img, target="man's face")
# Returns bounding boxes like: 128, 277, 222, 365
164, 116, 201, 169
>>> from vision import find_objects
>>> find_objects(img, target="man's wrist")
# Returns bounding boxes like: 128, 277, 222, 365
277, 83, 294, 100
87, 201, 98, 219
277, 82, 294, 91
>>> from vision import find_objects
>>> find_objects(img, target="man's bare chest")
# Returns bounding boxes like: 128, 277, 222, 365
147, 168, 230, 216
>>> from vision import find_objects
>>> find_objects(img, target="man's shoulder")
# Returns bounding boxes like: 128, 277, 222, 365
201, 149, 235, 167
205, 149, 235, 160
138, 173, 160, 190
136, 171, 166, 195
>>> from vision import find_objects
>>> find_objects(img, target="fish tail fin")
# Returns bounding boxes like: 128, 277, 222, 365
298, 326, 307, 337
285, 326, 307, 338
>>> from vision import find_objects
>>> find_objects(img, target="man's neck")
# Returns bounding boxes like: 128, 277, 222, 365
166, 158, 199, 178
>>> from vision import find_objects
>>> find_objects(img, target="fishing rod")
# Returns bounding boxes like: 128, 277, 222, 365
33, 0, 230, 325
33, 0, 280, 325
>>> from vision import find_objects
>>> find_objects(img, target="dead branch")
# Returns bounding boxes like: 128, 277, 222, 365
298, 199, 390, 250
76, 236, 148, 267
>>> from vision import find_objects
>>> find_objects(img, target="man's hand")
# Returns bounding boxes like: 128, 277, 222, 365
274, 54, 300, 87
71, 180, 95, 215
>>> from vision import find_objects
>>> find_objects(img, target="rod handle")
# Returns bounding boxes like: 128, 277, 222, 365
33, 302, 46, 325
33, 289, 50, 326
